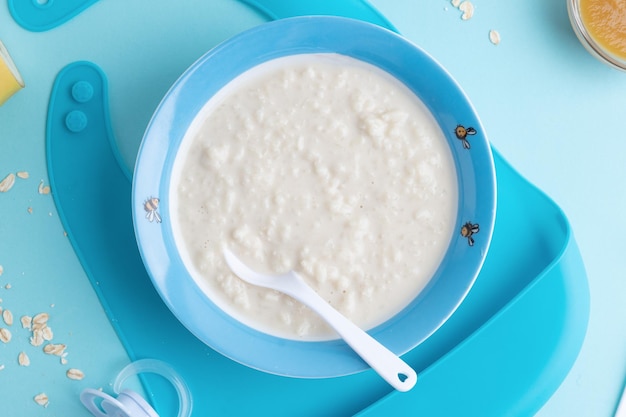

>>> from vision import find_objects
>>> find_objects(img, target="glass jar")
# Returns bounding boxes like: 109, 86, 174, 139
567, 0, 626, 71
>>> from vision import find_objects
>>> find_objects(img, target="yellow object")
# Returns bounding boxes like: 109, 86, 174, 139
0, 40, 24, 106
580, 0, 626, 59
568, 0, 626, 70
579, 0, 626, 61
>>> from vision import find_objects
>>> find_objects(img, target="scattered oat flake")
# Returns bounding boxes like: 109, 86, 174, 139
27, 207, 33, 214
3, 309, 13, 326
42, 326, 53, 341
21, 315, 32, 329
18, 352, 30, 366
4, 283, 11, 289
38, 180, 51, 195
66, 368, 85, 380
32, 321, 46, 332
16, 171, 29, 179
60, 357, 68, 365
0, 328, 11, 343
33, 312, 49, 325
0, 265, 3, 276
30, 331, 44, 347
459, 1, 474, 20
43, 343, 66, 356
0, 173, 15, 192
34, 393, 49, 407
489, 29, 501, 45
451, 0, 461, 7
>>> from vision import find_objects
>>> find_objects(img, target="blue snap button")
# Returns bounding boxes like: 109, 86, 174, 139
65, 110, 88, 133
31, 0, 54, 9
71, 81, 94, 103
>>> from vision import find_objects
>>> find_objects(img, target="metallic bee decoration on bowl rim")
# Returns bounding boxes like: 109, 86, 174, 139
455, 124, 476, 149
144, 197, 162, 224
460, 221, 480, 246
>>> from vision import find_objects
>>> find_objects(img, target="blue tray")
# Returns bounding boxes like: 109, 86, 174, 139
44, 1, 589, 415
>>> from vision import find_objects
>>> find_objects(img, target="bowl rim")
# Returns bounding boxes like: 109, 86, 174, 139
132, 15, 497, 378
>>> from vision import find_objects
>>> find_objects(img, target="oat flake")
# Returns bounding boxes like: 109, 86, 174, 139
0, 328, 11, 343
66, 368, 85, 380
18, 352, 30, 366
34, 393, 49, 407
42, 326, 53, 341
3, 309, 13, 326
33, 312, 49, 324
459, 1, 474, 20
38, 180, 51, 195
0, 173, 15, 192
43, 343, 66, 356
16, 171, 29, 179
30, 331, 44, 347
32, 321, 46, 332
21, 315, 32, 329
489, 29, 501, 45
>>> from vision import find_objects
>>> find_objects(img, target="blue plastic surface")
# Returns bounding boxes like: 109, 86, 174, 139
8, 0, 99, 32
132, 16, 497, 379
43, 2, 590, 416
239, 0, 396, 31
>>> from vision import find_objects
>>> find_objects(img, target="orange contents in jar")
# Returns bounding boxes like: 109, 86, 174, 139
580, 0, 626, 60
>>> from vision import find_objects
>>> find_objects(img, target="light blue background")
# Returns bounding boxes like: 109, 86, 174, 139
0, 0, 624, 415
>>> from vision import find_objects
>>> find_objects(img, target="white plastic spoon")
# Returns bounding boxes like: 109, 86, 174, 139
223, 248, 417, 392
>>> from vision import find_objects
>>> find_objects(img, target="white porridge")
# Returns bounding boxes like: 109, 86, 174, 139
171, 53, 458, 340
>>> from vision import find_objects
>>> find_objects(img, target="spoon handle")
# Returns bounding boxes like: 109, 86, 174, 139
281, 272, 417, 392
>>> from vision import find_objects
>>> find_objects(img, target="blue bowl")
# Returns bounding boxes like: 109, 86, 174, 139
132, 16, 496, 378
